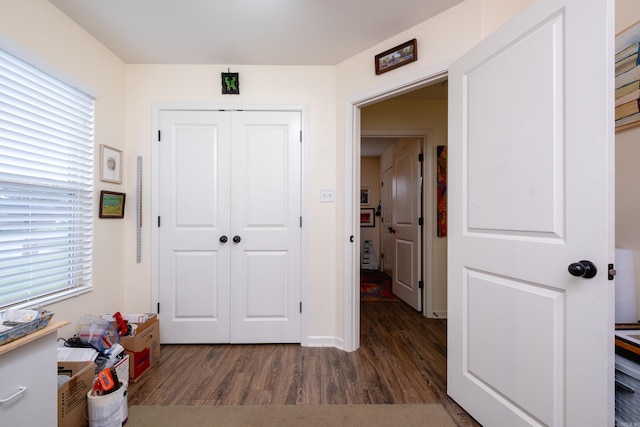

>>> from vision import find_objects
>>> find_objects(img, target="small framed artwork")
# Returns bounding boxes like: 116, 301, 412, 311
222, 72, 240, 95
360, 187, 371, 206
375, 38, 418, 75
360, 208, 375, 227
99, 190, 126, 218
100, 144, 122, 184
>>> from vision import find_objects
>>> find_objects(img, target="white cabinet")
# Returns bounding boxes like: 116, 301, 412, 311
0, 321, 67, 425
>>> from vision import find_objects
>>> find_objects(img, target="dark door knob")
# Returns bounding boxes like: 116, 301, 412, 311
233, 235, 241, 243
388, 227, 395, 234
219, 235, 228, 243
568, 260, 597, 279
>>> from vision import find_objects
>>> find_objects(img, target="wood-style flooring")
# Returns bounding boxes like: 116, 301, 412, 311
127, 301, 480, 426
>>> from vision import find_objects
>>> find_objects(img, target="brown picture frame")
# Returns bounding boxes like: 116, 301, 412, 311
99, 190, 126, 218
375, 39, 418, 75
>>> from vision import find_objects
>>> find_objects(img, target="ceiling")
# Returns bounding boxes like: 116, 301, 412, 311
48, 0, 464, 65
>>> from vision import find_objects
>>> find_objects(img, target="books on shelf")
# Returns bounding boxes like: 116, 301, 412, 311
616, 99, 640, 121
615, 21, 640, 129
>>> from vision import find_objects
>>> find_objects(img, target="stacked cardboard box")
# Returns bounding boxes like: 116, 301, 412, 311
58, 361, 96, 427
118, 314, 160, 382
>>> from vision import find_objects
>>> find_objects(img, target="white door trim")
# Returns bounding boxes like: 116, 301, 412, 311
343, 64, 450, 351
151, 103, 310, 346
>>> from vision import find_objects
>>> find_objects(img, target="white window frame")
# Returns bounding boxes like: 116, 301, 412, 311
0, 45, 95, 310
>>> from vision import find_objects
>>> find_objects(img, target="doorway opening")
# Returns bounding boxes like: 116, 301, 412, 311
344, 69, 448, 352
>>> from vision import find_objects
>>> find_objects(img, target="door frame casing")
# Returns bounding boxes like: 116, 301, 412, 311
344, 65, 450, 351
151, 103, 310, 345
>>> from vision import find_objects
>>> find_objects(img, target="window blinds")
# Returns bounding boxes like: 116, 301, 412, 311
0, 47, 94, 309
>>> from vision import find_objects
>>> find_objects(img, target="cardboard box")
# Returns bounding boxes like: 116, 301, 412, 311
58, 361, 96, 427
119, 315, 160, 382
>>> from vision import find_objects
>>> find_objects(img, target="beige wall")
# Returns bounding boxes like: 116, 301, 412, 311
335, 0, 532, 337
616, 0, 640, 321
123, 65, 337, 339
0, 0, 127, 338
0, 0, 539, 344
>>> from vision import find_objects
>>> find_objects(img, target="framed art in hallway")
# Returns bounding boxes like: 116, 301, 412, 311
360, 208, 375, 227
360, 187, 371, 206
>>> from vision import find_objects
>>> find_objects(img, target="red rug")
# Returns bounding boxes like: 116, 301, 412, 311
360, 270, 399, 301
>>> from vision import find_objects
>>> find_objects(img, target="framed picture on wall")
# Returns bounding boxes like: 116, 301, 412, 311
360, 208, 375, 227
100, 144, 123, 184
99, 190, 126, 218
375, 39, 418, 75
360, 187, 371, 206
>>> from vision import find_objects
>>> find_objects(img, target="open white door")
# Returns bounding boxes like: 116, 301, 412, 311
448, 0, 614, 425
392, 138, 423, 311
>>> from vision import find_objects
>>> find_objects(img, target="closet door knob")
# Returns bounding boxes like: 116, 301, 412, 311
219, 236, 228, 243
233, 235, 241, 243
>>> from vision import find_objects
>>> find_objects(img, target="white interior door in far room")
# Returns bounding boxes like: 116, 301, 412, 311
392, 138, 423, 311
381, 167, 394, 276
447, 0, 614, 425
157, 110, 302, 344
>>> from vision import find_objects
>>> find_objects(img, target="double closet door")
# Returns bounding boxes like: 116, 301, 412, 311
158, 110, 301, 344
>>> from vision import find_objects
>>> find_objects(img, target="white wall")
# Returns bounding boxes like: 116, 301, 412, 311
0, 0, 127, 338
615, 0, 640, 322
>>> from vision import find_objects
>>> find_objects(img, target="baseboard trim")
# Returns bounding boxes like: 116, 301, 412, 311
305, 335, 343, 350
429, 311, 448, 319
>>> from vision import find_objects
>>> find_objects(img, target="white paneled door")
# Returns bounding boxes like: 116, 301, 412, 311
158, 110, 301, 344
448, 0, 613, 425
392, 138, 423, 311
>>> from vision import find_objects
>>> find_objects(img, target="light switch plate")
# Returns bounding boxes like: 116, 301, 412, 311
320, 189, 334, 202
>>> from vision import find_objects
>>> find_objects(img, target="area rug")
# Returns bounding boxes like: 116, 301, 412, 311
127, 404, 457, 426
360, 270, 399, 301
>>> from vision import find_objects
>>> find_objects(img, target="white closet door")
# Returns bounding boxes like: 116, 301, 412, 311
158, 110, 231, 343
157, 110, 301, 344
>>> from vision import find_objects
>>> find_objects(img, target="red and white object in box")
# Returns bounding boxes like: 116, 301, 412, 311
113, 353, 129, 383
118, 315, 159, 382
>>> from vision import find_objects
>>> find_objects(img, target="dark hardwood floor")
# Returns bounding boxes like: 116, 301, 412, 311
127, 301, 480, 426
